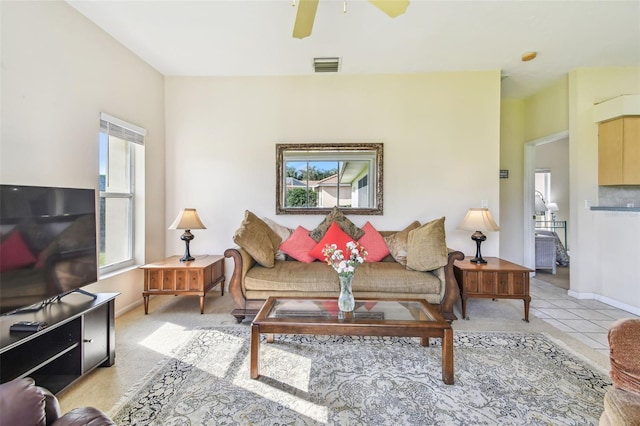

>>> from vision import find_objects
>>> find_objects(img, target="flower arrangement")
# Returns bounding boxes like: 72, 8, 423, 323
322, 241, 367, 277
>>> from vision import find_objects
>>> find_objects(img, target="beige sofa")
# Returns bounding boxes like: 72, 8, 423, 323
225, 210, 464, 322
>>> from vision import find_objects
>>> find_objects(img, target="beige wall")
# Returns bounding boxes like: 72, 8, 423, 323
524, 77, 569, 141
504, 68, 640, 315
567, 67, 640, 313
164, 72, 502, 261
499, 99, 526, 264
1, 1, 166, 314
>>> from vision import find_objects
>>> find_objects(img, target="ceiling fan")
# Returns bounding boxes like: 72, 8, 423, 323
292, 0, 410, 39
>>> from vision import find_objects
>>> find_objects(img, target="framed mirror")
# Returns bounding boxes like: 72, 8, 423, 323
276, 143, 383, 215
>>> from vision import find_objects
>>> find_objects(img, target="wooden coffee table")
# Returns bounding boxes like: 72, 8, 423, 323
250, 297, 454, 384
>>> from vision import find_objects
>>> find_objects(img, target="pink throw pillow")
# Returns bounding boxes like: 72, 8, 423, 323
279, 226, 317, 263
358, 221, 390, 262
0, 231, 37, 272
309, 222, 354, 262
358, 221, 389, 262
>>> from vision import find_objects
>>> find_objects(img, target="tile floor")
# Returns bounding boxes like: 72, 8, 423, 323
529, 276, 639, 356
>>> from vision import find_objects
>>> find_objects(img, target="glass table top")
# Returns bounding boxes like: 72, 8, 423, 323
265, 298, 439, 322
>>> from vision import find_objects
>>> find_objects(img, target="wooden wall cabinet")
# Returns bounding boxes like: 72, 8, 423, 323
598, 116, 640, 185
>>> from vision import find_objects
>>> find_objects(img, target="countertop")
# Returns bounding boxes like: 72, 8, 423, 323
591, 206, 640, 212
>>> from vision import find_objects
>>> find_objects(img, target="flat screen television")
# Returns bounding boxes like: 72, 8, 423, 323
0, 184, 98, 315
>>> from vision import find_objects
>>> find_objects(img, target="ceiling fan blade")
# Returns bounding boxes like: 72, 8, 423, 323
293, 0, 319, 39
368, 0, 410, 18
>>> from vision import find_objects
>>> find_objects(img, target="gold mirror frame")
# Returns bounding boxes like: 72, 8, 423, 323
276, 143, 383, 215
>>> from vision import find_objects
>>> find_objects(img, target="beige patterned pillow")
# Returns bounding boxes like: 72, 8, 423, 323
309, 206, 364, 242
232, 211, 282, 268
383, 220, 421, 265
406, 217, 448, 271
262, 217, 294, 261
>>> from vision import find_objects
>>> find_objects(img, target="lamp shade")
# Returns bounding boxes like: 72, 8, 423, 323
457, 208, 500, 232
169, 208, 207, 230
546, 202, 559, 213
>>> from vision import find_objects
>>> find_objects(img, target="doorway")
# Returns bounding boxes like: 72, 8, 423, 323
524, 131, 570, 290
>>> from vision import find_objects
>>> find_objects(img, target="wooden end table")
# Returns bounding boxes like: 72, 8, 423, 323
140, 255, 225, 314
250, 297, 454, 385
453, 257, 532, 322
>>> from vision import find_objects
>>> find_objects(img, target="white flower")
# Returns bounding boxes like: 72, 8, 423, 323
322, 241, 368, 277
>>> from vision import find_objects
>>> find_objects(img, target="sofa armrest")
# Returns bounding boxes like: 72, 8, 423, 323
439, 248, 465, 321
52, 407, 115, 426
224, 247, 256, 314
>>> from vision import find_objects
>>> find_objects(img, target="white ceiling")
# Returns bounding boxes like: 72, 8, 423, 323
67, 0, 640, 99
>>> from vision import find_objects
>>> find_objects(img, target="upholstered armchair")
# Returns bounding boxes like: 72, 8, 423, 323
600, 318, 640, 425
0, 377, 114, 426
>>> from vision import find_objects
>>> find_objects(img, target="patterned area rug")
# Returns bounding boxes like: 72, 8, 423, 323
110, 327, 610, 425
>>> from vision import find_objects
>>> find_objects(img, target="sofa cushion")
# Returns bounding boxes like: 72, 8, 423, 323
352, 262, 442, 294
244, 261, 441, 296
406, 217, 448, 271
602, 386, 640, 426
263, 217, 293, 261
358, 221, 390, 262
309, 206, 364, 242
245, 261, 339, 292
233, 211, 282, 268
383, 221, 420, 266
55, 407, 116, 426
309, 222, 354, 262
0, 377, 47, 426
279, 226, 317, 263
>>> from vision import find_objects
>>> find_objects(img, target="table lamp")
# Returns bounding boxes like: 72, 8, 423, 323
457, 208, 500, 264
169, 208, 207, 261
546, 202, 559, 222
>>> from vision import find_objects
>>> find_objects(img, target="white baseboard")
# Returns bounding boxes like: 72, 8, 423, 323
568, 290, 640, 316
115, 298, 144, 318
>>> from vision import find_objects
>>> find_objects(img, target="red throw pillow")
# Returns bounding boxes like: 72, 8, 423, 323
309, 222, 354, 262
0, 231, 37, 272
279, 226, 317, 263
358, 221, 390, 262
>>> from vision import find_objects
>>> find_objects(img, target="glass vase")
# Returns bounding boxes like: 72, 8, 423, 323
338, 274, 355, 312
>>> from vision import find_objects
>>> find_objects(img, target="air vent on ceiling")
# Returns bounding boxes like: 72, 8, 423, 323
313, 57, 340, 73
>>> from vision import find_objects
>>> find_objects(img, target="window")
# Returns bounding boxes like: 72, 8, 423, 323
99, 113, 146, 274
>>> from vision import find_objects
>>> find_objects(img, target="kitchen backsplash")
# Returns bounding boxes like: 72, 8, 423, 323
599, 186, 640, 207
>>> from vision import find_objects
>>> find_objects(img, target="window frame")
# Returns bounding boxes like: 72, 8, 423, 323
99, 113, 145, 276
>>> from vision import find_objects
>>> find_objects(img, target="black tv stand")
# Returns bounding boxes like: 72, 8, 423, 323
57, 288, 98, 302
0, 293, 118, 394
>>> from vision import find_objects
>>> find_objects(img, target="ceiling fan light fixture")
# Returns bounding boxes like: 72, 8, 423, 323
313, 57, 340, 73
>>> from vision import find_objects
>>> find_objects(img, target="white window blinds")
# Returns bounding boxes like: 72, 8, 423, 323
100, 112, 146, 145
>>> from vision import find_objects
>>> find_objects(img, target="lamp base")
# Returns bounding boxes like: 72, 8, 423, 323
470, 231, 487, 264
180, 230, 195, 262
